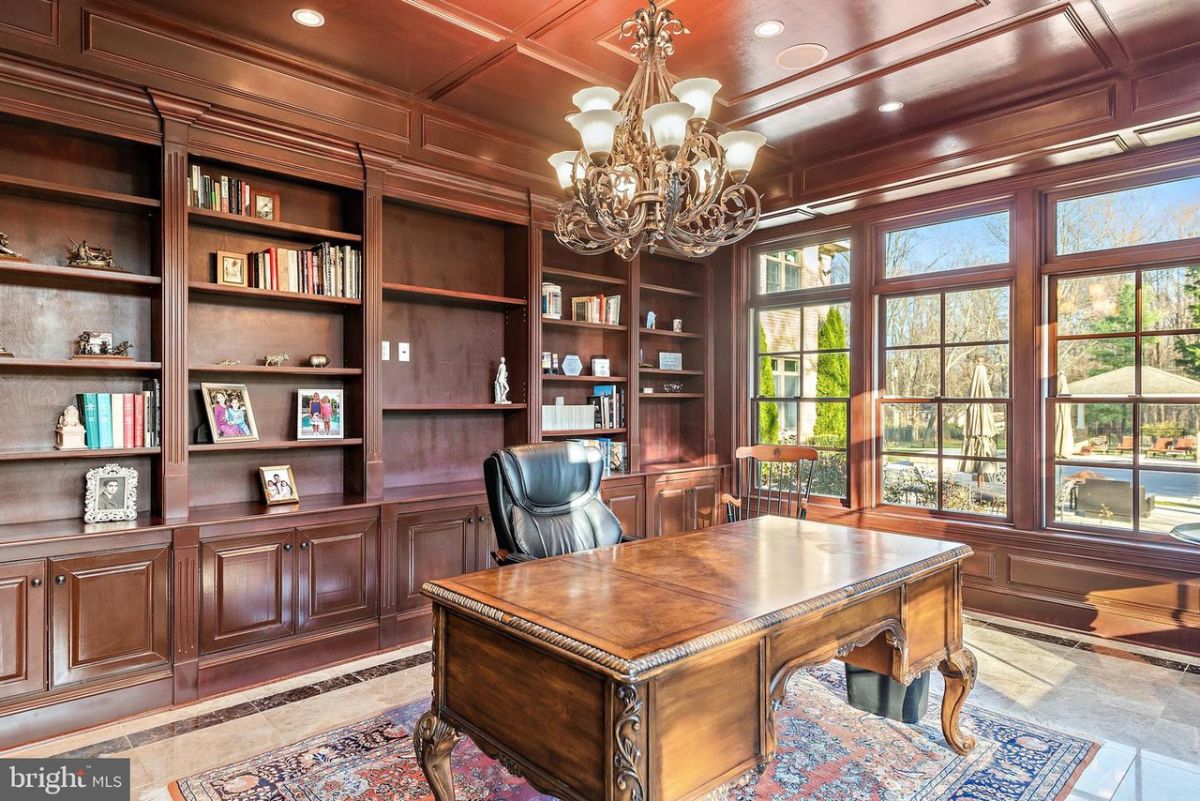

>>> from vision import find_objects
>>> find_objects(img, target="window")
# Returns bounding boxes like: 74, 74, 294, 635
1056, 175, 1200, 256
883, 210, 1010, 277
1050, 265, 1200, 535
879, 285, 1011, 517
757, 239, 850, 294
750, 235, 852, 498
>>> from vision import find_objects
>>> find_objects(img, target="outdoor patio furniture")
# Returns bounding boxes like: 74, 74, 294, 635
1168, 436, 1197, 458
1145, 436, 1175, 457
1112, 435, 1135, 454
1076, 477, 1154, 520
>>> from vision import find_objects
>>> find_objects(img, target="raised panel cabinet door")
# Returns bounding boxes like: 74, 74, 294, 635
49, 548, 169, 688
601, 484, 646, 538
0, 560, 46, 700
201, 530, 295, 654
397, 506, 476, 611
653, 483, 692, 538
689, 472, 722, 532
475, 510, 498, 570
297, 519, 379, 632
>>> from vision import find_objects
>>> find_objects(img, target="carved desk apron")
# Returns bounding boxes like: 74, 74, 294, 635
416, 515, 976, 801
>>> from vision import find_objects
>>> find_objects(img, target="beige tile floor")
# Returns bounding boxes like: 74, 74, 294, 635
3, 620, 1197, 801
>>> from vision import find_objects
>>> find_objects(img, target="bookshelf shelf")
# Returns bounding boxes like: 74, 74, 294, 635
0, 171, 160, 212
383, 403, 528, 412
0, 262, 161, 292
641, 282, 702, 298
543, 427, 627, 437
640, 367, 704, 376
383, 282, 526, 307
190, 364, 362, 377
0, 447, 161, 462
189, 438, 364, 453
542, 266, 627, 286
639, 327, 703, 339
188, 207, 362, 242
188, 281, 362, 307
542, 318, 626, 332
638, 393, 705, 399
542, 375, 628, 383
0, 358, 161, 374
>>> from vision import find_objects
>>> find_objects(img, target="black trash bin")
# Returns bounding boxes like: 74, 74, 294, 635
844, 663, 930, 724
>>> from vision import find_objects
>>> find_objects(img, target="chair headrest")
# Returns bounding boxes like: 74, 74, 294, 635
495, 442, 603, 514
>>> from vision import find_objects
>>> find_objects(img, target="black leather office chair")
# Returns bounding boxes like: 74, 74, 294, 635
483, 442, 625, 565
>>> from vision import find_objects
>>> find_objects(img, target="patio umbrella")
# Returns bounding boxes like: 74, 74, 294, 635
958, 361, 998, 477
1054, 373, 1075, 459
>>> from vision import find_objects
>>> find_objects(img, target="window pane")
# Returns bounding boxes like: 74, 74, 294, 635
1056, 175, 1200, 255
886, 295, 940, 346
1057, 338, 1135, 394
883, 211, 1010, 277
1053, 466, 1135, 530
882, 455, 937, 508
803, 352, 850, 398
1140, 404, 1200, 466
758, 307, 803, 352
757, 238, 851, 294
885, 348, 940, 397
945, 345, 1009, 399
943, 403, 1007, 458
807, 302, 851, 350
1054, 402, 1134, 463
796, 401, 847, 448
946, 286, 1009, 343
810, 451, 848, 498
1140, 470, 1200, 535
1142, 335, 1200, 394
1142, 265, 1200, 332
882, 402, 937, 453
1056, 272, 1136, 336
942, 459, 1006, 517
754, 401, 793, 444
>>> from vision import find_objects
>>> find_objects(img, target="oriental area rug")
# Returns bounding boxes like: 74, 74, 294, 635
168, 664, 1096, 801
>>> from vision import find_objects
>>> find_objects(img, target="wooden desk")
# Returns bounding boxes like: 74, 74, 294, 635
416, 516, 977, 801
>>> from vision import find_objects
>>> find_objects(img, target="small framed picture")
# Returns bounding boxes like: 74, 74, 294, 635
298, 388, 345, 439
254, 191, 280, 221
592, 357, 611, 377
215, 251, 248, 287
658, 351, 683, 371
84, 463, 138, 523
259, 465, 299, 505
200, 383, 259, 443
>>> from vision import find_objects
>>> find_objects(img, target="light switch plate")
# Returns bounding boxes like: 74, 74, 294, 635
381, 341, 390, 361
398, 342, 410, 362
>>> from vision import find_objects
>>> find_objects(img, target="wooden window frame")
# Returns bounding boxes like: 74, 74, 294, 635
873, 198, 1015, 288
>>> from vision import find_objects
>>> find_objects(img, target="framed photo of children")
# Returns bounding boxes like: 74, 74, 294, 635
200, 383, 259, 443
259, 465, 299, 505
297, 388, 344, 439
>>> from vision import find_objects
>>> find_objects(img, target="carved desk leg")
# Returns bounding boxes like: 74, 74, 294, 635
937, 647, 978, 755
415, 709, 462, 801
611, 682, 648, 801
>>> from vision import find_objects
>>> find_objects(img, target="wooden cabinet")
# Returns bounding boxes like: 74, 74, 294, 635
475, 509, 498, 570
201, 530, 295, 653
601, 481, 647, 538
0, 560, 46, 700
297, 520, 378, 632
396, 504, 486, 611
49, 548, 170, 688
651, 470, 723, 537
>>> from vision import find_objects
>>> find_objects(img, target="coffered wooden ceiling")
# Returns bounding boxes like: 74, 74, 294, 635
135, 0, 1200, 168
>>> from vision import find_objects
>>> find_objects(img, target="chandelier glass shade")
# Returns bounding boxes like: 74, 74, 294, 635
548, 1, 766, 261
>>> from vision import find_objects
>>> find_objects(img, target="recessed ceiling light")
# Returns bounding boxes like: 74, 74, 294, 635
775, 43, 828, 71
754, 20, 785, 39
291, 8, 325, 27
878, 101, 904, 113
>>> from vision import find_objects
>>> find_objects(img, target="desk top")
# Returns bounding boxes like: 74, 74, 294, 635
424, 516, 971, 677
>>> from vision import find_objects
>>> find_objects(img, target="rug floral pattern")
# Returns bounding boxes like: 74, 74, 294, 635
171, 664, 1096, 801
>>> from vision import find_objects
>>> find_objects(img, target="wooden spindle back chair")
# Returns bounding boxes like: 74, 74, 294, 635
724, 444, 820, 522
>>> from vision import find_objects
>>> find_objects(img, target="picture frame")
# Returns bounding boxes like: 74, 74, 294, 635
83, 463, 138, 523
259, 464, 299, 505
254, 191, 280, 221
215, 250, 248, 287
658, 351, 684, 371
592, 357, 611, 377
297, 388, 345, 439
200, 383, 259, 443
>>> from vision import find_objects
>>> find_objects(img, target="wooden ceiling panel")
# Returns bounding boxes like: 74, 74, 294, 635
143, 0, 501, 94
1097, 0, 1200, 62
442, 0, 570, 32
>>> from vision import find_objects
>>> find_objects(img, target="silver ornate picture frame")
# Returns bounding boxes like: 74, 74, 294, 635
83, 463, 139, 523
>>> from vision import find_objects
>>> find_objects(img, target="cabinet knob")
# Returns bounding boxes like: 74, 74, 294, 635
55, 575, 66, 585
300, 541, 310, 550
478, 516, 487, 523
283, 543, 292, 552
30, 578, 42, 588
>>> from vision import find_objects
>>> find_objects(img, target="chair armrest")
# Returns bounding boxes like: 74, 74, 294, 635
721, 493, 742, 509
618, 534, 639, 543
491, 549, 540, 566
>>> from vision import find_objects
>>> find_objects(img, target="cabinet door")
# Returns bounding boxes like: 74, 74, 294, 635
397, 506, 477, 612
475, 509, 498, 570
0, 560, 46, 699
602, 483, 646, 538
689, 472, 722, 532
201, 530, 295, 653
653, 483, 692, 538
297, 520, 378, 632
49, 548, 169, 688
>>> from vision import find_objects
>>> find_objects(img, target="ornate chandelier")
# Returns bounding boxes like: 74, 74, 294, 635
548, 1, 766, 261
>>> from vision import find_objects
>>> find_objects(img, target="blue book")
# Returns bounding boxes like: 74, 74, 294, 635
96, 394, 113, 449
78, 393, 100, 449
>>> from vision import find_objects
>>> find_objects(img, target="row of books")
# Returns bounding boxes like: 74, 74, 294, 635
245, 245, 362, 299
77, 382, 161, 450
570, 438, 629, 477
541, 402, 598, 432
188, 167, 269, 216
589, 385, 626, 429
572, 294, 621, 325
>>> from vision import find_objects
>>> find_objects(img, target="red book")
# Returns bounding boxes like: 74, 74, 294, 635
133, 393, 145, 448
269, 247, 279, 291
123, 394, 135, 449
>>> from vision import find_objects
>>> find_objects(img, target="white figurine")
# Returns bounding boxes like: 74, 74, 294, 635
494, 357, 511, 404
55, 405, 88, 450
